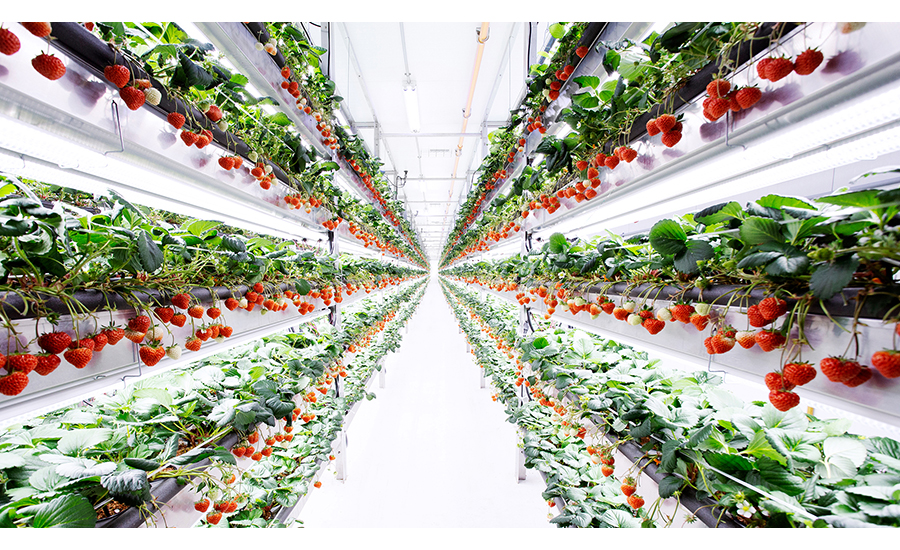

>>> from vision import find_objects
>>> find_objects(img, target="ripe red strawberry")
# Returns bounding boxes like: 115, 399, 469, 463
747, 304, 768, 327
793, 48, 824, 76
613, 307, 629, 321
218, 156, 235, 170
123, 329, 145, 344
783, 362, 816, 386
843, 366, 873, 387
119, 86, 145, 110
769, 390, 800, 411
154, 307, 174, 324
764, 372, 795, 391
63, 347, 93, 368
0, 371, 29, 396
38, 331, 72, 354
139, 342, 165, 366
208, 325, 220, 339
245, 290, 259, 303
707, 97, 730, 120
195, 134, 211, 149
575, 160, 589, 171
735, 86, 762, 109
102, 326, 125, 345
104, 64, 130, 88
21, 22, 52, 37
871, 350, 900, 379
756, 57, 773, 79
263, 299, 276, 310
313, 480, 322, 488
71, 337, 95, 351
34, 353, 61, 376
619, 147, 637, 163
171, 293, 191, 310
575, 46, 589, 58
711, 333, 736, 354
32, 53, 66, 80
600, 465, 614, 477
261, 447, 273, 457
627, 494, 645, 510
232, 157, 243, 169
755, 330, 785, 352
661, 131, 682, 148
170, 314, 187, 328
600, 301, 616, 314
206, 511, 222, 525
0, 28, 21, 55
220, 326, 233, 338
642, 318, 665, 335
224, 298, 239, 311
250, 451, 262, 461
765, 56, 794, 82
655, 114, 676, 133
205, 105, 224, 122
725, 90, 741, 112
167, 112, 185, 129
670, 303, 695, 323
194, 498, 210, 512
185, 337, 202, 352
253, 282, 264, 293
128, 315, 151, 333
704, 336, 716, 355
587, 166, 600, 179
646, 118, 661, 136
7, 353, 37, 374
621, 478, 636, 497
604, 155, 620, 170
736, 331, 756, 349
92, 332, 108, 352
706, 79, 731, 98
690, 313, 709, 331
180, 131, 198, 146
819, 356, 860, 382
195, 328, 210, 342
758, 297, 787, 322
188, 305, 204, 319
207, 307, 221, 320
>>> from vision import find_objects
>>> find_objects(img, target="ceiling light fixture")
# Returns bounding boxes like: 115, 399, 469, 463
403, 79, 421, 133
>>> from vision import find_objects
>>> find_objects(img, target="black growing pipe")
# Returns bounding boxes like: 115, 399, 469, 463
98, 431, 241, 528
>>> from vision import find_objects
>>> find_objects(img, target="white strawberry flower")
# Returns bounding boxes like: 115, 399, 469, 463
144, 87, 161, 106
693, 302, 711, 316
735, 499, 754, 518
627, 313, 642, 326
656, 308, 673, 321
166, 345, 182, 360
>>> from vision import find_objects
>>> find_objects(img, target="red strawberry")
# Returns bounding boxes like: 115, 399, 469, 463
195, 134, 211, 149
768, 390, 800, 411
819, 356, 860, 382
220, 326, 233, 338
185, 337, 202, 352
194, 499, 210, 512
690, 313, 709, 331
32, 53, 66, 80
195, 328, 210, 342
627, 494, 645, 510
180, 131, 198, 146
245, 291, 259, 303
646, 119, 661, 136
188, 305, 205, 319
575, 160, 589, 171
711, 333, 735, 354
793, 48, 824, 76
758, 297, 787, 322
707, 97, 731, 120
871, 350, 900, 379
263, 299, 276, 310
167, 112, 185, 129
250, 452, 262, 461
747, 305, 768, 327
123, 329, 145, 344
206, 511, 222, 525
170, 314, 187, 328
619, 147, 637, 163
621, 478, 637, 497
154, 307, 175, 324
7, 353, 37, 374
0, 28, 21, 56
139, 342, 165, 366
21, 22, 52, 37
587, 166, 600, 179
575, 46, 589, 58
735, 86, 762, 109
92, 332, 108, 352
72, 337, 95, 351
604, 155, 620, 170
102, 327, 125, 345
600, 301, 616, 314
119, 86, 145, 111
104, 64, 130, 88
172, 293, 191, 310
207, 307, 222, 320
736, 331, 756, 349
613, 307, 629, 321
642, 318, 665, 335
218, 156, 235, 170
232, 446, 246, 457
0, 371, 29, 396
704, 336, 716, 355
128, 315, 151, 333
261, 447, 273, 457
655, 114, 676, 133
205, 105, 223, 122
253, 282, 264, 293
34, 353, 61, 376
756, 57, 773, 80
670, 304, 695, 323
231, 157, 243, 169
765, 56, 794, 82
764, 372, 795, 391
38, 331, 72, 354
601, 465, 614, 477
661, 131, 682, 148
783, 362, 816, 386
755, 330, 785, 352
706, 79, 731, 98
224, 298, 239, 311
843, 366, 873, 387
63, 347, 93, 368
208, 325, 220, 339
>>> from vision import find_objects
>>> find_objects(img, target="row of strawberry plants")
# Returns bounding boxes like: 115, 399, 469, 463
1, 22, 426, 266
445, 277, 900, 528
0, 279, 425, 528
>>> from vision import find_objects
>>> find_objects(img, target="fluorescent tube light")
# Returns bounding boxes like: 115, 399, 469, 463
403, 82, 421, 133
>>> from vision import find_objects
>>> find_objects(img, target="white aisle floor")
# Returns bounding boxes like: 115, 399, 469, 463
298, 278, 553, 528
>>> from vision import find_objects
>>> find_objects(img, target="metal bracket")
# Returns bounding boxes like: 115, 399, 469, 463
104, 101, 126, 156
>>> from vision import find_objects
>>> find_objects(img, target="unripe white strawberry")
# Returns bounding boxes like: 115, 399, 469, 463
166, 345, 182, 360
198, 99, 211, 112
215, 336, 226, 343
299, 97, 308, 106
622, 301, 636, 312
255, 42, 265, 51
542, 89, 551, 98
248, 151, 259, 162
693, 303, 711, 316
656, 308, 673, 321
264, 164, 273, 175
144, 87, 161, 106
147, 326, 166, 341
627, 313, 642, 326
591, 453, 602, 464
277, 297, 290, 307
574, 296, 587, 307
217, 119, 228, 132
239, 298, 249, 308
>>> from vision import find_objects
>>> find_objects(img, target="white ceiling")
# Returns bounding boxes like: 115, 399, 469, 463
310, 22, 552, 260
